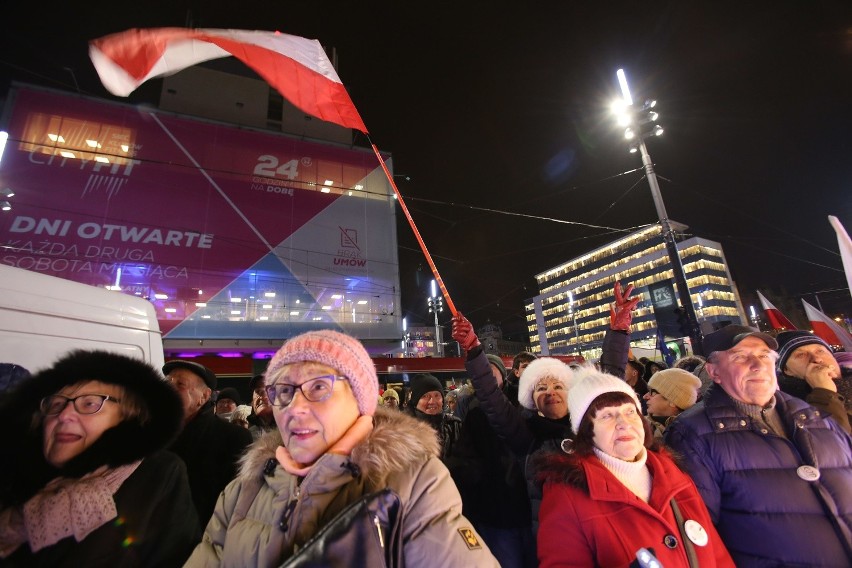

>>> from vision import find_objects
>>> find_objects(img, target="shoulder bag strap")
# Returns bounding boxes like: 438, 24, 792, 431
670, 498, 700, 568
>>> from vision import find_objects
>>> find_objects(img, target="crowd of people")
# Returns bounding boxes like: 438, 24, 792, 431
0, 281, 850, 567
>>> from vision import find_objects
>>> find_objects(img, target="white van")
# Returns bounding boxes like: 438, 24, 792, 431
0, 264, 164, 374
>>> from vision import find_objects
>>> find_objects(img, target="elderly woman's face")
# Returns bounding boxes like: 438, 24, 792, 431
534, 377, 568, 420
592, 402, 645, 461
42, 380, 124, 467
271, 362, 359, 465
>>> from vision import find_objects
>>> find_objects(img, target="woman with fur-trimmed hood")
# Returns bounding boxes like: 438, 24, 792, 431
0, 350, 200, 566
185, 330, 498, 567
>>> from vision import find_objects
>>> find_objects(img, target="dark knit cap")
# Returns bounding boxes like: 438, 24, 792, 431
409, 373, 443, 407
776, 330, 833, 373
216, 387, 241, 405
162, 359, 217, 390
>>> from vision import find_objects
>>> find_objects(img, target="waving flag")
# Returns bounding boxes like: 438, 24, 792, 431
757, 290, 797, 331
89, 28, 368, 133
828, 215, 852, 301
802, 299, 852, 351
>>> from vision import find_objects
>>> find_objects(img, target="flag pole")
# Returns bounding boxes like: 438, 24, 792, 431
370, 143, 458, 317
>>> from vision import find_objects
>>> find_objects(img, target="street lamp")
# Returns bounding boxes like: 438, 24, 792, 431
402, 317, 409, 358
749, 305, 761, 330
612, 69, 704, 355
427, 279, 444, 356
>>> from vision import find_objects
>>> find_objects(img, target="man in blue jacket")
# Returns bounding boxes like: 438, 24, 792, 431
665, 325, 852, 566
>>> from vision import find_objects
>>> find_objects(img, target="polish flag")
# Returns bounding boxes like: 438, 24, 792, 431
89, 28, 368, 133
829, 215, 852, 301
802, 299, 852, 351
756, 290, 797, 331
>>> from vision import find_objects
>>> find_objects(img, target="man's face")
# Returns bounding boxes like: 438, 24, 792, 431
416, 391, 443, 415
252, 378, 273, 421
513, 360, 531, 379
783, 344, 841, 381
166, 368, 210, 420
382, 395, 399, 409
215, 398, 237, 415
706, 336, 778, 406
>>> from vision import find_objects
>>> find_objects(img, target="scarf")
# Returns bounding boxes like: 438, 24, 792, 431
593, 446, 652, 503
0, 460, 141, 557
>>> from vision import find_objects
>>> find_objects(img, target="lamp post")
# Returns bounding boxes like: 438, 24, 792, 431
427, 279, 444, 356
612, 69, 703, 355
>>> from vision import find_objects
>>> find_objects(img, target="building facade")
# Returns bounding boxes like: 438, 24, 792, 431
526, 223, 746, 360
0, 72, 403, 359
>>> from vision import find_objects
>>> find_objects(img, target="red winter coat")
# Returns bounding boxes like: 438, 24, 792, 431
537, 448, 734, 568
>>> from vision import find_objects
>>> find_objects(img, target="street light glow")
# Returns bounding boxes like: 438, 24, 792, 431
616, 69, 633, 105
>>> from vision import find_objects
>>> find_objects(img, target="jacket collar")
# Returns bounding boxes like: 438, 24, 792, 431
239, 407, 440, 487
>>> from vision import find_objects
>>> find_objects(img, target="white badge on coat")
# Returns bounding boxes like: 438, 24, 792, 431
796, 465, 820, 481
683, 520, 709, 547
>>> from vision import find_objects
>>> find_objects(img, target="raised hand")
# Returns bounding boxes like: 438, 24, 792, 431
610, 281, 639, 331
451, 312, 481, 352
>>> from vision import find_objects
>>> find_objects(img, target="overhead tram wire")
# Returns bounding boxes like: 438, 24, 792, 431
654, 172, 841, 258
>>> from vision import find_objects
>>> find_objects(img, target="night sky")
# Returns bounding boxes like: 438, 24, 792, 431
2, 1, 851, 340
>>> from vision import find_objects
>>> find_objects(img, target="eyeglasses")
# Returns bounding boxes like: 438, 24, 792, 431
265, 375, 346, 407
40, 394, 120, 416
647, 389, 661, 397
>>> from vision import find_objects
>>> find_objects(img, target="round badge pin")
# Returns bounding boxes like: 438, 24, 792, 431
683, 520, 709, 547
796, 465, 820, 481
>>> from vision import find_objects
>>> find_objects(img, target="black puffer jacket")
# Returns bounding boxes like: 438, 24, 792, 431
0, 350, 200, 567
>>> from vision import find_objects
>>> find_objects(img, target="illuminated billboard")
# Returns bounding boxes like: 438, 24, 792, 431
0, 85, 401, 342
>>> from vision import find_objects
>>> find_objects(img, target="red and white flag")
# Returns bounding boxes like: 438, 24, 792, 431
89, 28, 368, 133
802, 299, 852, 351
828, 215, 852, 301
756, 290, 797, 331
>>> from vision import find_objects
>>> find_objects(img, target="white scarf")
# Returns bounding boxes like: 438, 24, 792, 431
593, 447, 652, 503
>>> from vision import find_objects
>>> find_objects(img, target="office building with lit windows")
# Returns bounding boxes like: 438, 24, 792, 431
525, 222, 747, 359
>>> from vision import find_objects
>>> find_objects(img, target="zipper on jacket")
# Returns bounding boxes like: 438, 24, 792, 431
373, 514, 385, 549
279, 485, 301, 532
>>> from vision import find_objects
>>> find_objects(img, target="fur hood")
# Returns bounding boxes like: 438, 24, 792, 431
0, 350, 183, 505
531, 448, 588, 491
238, 407, 440, 487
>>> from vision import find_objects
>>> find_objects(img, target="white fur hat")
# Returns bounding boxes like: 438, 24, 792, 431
568, 367, 641, 433
517, 357, 573, 411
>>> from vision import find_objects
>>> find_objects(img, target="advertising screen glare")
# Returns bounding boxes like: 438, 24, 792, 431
0, 86, 401, 341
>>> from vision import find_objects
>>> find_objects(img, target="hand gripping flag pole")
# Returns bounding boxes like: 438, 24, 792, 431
90, 27, 458, 317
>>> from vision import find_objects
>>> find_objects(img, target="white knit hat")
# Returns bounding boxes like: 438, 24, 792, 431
517, 357, 573, 411
568, 367, 641, 433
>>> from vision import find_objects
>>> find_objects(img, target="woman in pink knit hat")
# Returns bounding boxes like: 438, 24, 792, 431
186, 329, 498, 567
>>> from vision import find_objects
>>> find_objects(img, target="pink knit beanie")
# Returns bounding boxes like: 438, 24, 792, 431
266, 330, 379, 416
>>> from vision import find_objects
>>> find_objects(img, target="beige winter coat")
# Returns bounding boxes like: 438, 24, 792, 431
185, 407, 498, 567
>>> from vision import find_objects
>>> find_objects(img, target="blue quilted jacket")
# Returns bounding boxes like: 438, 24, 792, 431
665, 383, 852, 567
